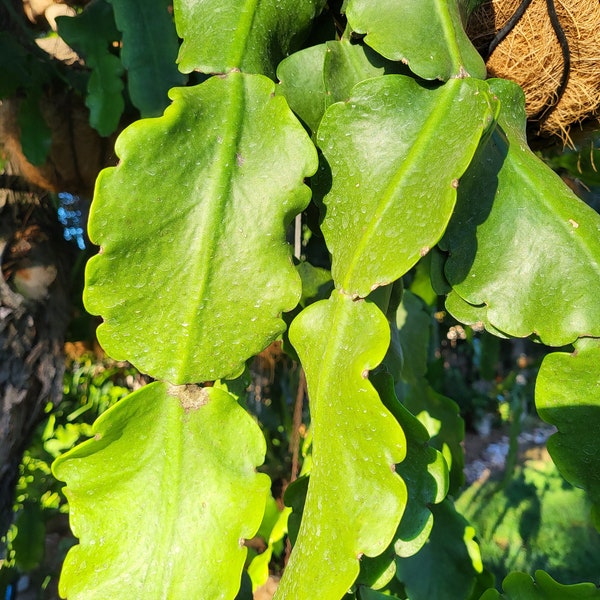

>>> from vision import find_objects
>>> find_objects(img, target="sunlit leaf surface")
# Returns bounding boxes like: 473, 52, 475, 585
174, 0, 326, 77
53, 382, 270, 599
85, 72, 317, 383
346, 0, 485, 80
277, 292, 407, 599
317, 75, 497, 297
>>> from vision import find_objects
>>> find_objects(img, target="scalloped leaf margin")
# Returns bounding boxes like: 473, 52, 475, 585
85, 72, 318, 383
52, 382, 270, 600
276, 292, 407, 599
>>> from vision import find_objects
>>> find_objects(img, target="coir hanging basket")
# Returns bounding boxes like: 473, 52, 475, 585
468, 0, 600, 143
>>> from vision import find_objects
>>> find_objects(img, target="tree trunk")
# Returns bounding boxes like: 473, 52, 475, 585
0, 177, 72, 545
0, 0, 118, 554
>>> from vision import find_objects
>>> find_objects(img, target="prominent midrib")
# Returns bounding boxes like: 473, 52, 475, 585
308, 294, 352, 425
145, 391, 184, 594
178, 75, 247, 381
339, 82, 462, 295
229, 0, 261, 70
435, 0, 470, 76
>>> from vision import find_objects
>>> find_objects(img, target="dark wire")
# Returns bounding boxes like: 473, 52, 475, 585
530, 0, 571, 123
486, 0, 571, 129
486, 0, 535, 58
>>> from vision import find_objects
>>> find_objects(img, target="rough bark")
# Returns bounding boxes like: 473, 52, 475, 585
0, 177, 73, 544
0, 0, 113, 547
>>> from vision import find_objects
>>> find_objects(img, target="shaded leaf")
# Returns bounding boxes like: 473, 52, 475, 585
442, 79, 600, 345
296, 261, 334, 308
403, 380, 465, 494
0, 32, 31, 97
356, 550, 397, 590
392, 290, 465, 494
545, 143, 600, 189
57, 1, 124, 135
85, 72, 317, 383
11, 502, 45, 571
235, 572, 254, 600
480, 570, 600, 599
445, 291, 510, 339
282, 474, 309, 547
373, 372, 448, 558
277, 293, 407, 599
535, 347, 600, 522
358, 587, 403, 600
52, 382, 270, 600
277, 39, 404, 137
276, 44, 329, 135
323, 39, 407, 105
17, 93, 52, 166
317, 75, 497, 297
174, 0, 326, 78
85, 53, 125, 136
395, 499, 485, 600
409, 255, 438, 307
396, 290, 431, 385
382, 318, 404, 384
107, 0, 185, 117
345, 0, 486, 80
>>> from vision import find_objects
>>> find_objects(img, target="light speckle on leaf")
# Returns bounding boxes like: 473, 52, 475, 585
168, 384, 210, 411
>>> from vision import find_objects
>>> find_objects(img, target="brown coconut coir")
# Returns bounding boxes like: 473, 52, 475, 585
468, 0, 600, 144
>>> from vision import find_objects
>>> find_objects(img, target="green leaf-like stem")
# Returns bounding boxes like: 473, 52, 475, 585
535, 347, 600, 523
107, 0, 185, 117
346, 0, 486, 80
174, 0, 326, 77
85, 72, 317, 383
53, 382, 270, 599
480, 570, 600, 599
277, 292, 407, 599
56, 2, 125, 136
317, 75, 497, 298
442, 79, 600, 345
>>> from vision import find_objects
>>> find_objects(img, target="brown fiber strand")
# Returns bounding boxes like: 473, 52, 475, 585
468, 0, 600, 144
